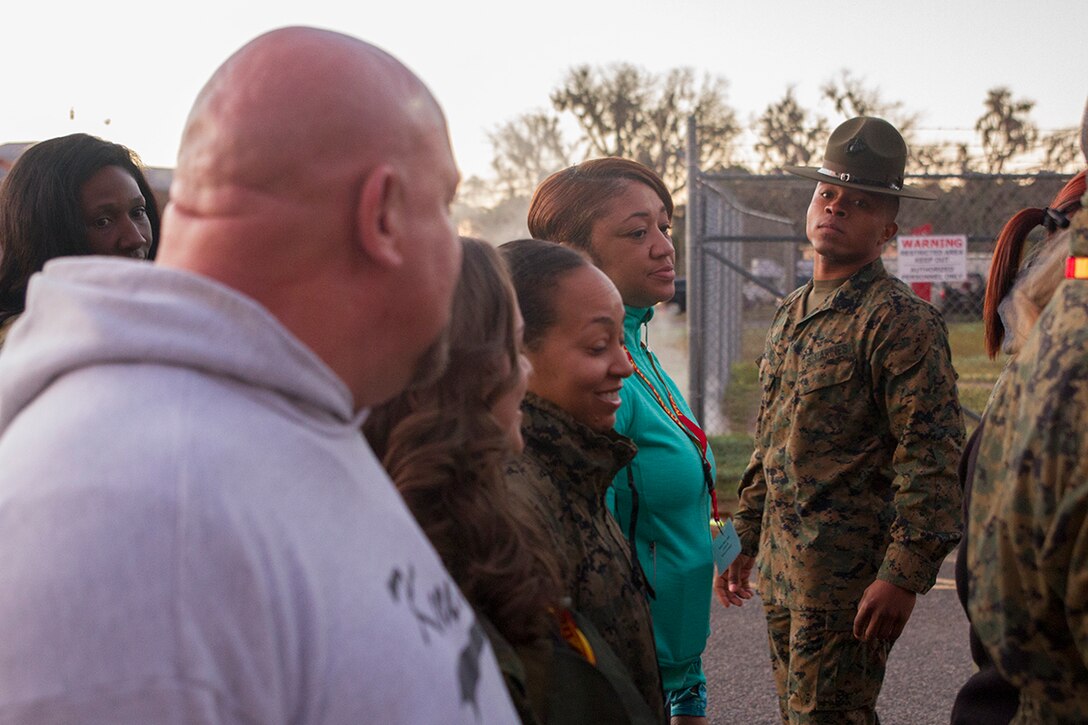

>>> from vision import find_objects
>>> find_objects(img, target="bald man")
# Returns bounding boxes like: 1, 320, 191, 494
0, 28, 517, 724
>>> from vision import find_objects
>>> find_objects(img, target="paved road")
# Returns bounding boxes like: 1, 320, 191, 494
703, 551, 973, 724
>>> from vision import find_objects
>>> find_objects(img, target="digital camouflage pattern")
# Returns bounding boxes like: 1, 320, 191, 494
967, 203, 1088, 723
764, 604, 890, 724
504, 393, 666, 723
734, 258, 965, 610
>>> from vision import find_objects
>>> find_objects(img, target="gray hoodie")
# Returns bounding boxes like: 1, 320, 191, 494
0, 258, 516, 724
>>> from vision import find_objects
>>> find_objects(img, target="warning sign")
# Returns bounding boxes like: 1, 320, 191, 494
895, 235, 967, 283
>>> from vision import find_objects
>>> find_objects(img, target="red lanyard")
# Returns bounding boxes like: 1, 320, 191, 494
624, 345, 721, 522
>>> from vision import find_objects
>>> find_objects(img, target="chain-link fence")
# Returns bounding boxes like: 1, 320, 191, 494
684, 120, 1074, 435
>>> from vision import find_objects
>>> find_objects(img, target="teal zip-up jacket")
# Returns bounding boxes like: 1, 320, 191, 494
608, 305, 715, 693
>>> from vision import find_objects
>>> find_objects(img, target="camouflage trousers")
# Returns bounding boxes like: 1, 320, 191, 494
1013, 690, 1088, 724
763, 603, 891, 725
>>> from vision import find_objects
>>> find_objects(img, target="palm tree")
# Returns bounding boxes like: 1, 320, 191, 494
975, 87, 1038, 173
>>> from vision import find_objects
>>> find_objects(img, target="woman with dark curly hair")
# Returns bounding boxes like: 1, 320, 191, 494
366, 237, 658, 725
365, 237, 555, 644
0, 133, 159, 343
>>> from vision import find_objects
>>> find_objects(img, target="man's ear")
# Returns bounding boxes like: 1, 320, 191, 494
356, 164, 404, 268
880, 222, 899, 246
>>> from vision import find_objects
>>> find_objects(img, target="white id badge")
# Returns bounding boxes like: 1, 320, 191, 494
713, 518, 742, 573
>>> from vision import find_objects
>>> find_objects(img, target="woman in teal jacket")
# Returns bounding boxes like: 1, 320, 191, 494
529, 158, 716, 725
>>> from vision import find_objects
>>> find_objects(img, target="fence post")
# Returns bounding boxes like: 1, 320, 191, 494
685, 115, 704, 425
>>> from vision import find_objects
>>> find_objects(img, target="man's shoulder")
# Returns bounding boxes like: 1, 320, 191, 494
859, 276, 948, 340
778, 285, 807, 313
867, 274, 941, 314
0, 358, 383, 553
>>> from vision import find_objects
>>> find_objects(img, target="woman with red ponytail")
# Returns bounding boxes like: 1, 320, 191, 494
982, 170, 1086, 358
952, 167, 1085, 725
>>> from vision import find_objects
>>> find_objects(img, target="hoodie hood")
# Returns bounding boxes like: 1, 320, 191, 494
0, 258, 355, 433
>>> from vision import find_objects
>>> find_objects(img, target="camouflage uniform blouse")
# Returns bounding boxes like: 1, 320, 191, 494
504, 394, 666, 722
734, 258, 964, 610
967, 275, 1088, 723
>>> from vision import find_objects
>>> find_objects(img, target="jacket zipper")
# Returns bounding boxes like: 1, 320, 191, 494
649, 540, 657, 589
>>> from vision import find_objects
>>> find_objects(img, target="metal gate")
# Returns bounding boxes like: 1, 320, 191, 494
683, 118, 1074, 435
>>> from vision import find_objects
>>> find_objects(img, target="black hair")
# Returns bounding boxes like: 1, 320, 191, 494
498, 238, 590, 349
0, 133, 160, 321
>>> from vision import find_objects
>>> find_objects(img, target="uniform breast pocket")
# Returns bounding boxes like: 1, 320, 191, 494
759, 350, 784, 388
797, 358, 855, 396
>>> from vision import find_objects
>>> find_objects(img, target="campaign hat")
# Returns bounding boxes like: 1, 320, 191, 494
785, 116, 935, 201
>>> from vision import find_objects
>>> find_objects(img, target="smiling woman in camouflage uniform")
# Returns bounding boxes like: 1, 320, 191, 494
501, 239, 666, 724
726, 117, 965, 725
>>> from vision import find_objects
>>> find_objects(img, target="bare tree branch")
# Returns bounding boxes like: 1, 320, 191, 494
753, 87, 828, 172
549, 63, 739, 192
975, 87, 1038, 173
488, 111, 574, 199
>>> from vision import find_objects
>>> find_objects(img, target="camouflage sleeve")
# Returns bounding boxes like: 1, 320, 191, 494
733, 446, 766, 557
872, 309, 965, 593
734, 352, 773, 557
1063, 486, 1088, 669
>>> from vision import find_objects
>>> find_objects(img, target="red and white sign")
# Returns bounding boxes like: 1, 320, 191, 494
896, 234, 967, 283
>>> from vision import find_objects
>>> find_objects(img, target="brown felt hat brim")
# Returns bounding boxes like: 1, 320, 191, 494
785, 165, 937, 201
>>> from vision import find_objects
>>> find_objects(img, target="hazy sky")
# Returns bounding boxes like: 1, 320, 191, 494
3, 0, 1085, 179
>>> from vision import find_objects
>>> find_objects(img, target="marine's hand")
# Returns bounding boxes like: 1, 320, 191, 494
853, 579, 916, 642
715, 553, 754, 608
